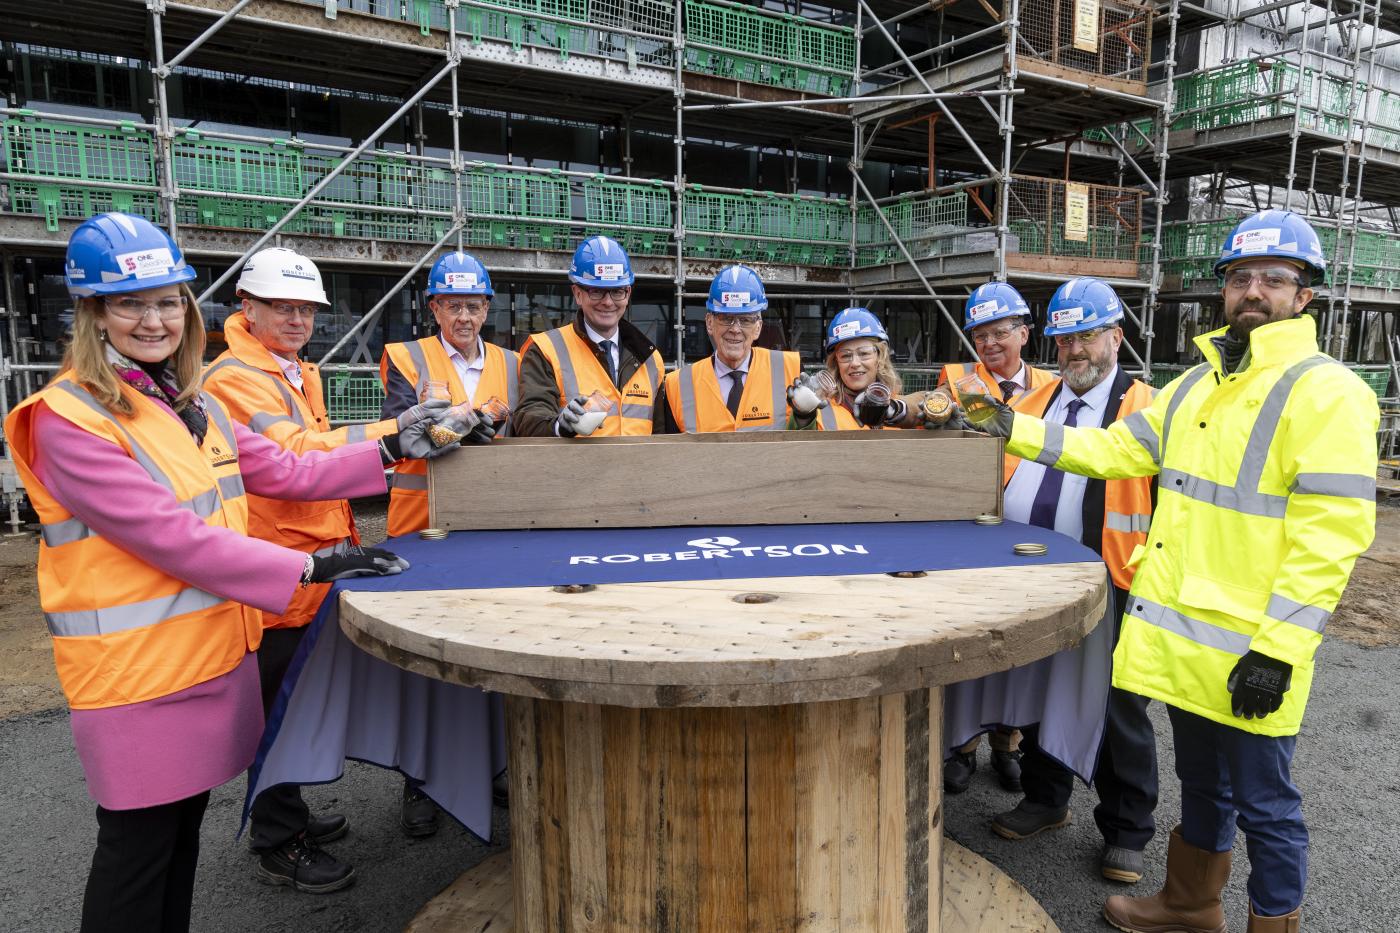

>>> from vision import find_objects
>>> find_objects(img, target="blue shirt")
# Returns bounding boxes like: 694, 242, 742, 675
1003, 367, 1118, 543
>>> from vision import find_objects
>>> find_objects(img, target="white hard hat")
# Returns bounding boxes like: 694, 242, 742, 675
236, 247, 329, 306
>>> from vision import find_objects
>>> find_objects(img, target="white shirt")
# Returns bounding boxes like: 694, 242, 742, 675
583, 321, 620, 379
439, 334, 486, 402
712, 351, 752, 400
1003, 367, 1118, 543
271, 352, 303, 391
989, 361, 1027, 400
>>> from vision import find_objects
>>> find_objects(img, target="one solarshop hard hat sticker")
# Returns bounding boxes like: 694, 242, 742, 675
117, 248, 176, 279
593, 264, 624, 279
1050, 306, 1085, 327
721, 291, 751, 308
1233, 227, 1281, 254
969, 298, 1000, 322
445, 272, 478, 288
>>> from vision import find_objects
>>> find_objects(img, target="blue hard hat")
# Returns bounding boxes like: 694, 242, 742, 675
963, 281, 1030, 331
825, 307, 888, 354
1214, 210, 1326, 286
65, 213, 195, 299
705, 265, 768, 314
569, 235, 635, 287
1044, 278, 1125, 336
427, 250, 493, 296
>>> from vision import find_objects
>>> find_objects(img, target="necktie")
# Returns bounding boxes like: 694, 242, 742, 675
726, 370, 746, 417
999, 379, 1018, 402
1028, 399, 1086, 530
599, 340, 618, 386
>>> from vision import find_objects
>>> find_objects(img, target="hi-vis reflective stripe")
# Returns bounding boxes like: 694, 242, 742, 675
1126, 595, 1251, 656
42, 477, 244, 547
405, 340, 432, 399
1158, 363, 1211, 458
1160, 468, 1288, 518
818, 405, 839, 430
248, 412, 297, 434
46, 586, 226, 637
545, 329, 582, 399
503, 350, 520, 410
57, 382, 173, 491
1266, 593, 1332, 633
203, 358, 306, 428
1105, 511, 1152, 533
1290, 472, 1376, 499
1033, 421, 1066, 466
218, 474, 245, 501
1122, 410, 1160, 466
678, 364, 699, 430
390, 472, 429, 491
345, 423, 367, 443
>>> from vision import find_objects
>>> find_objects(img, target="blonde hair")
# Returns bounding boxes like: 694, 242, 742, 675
825, 340, 902, 405
56, 282, 206, 417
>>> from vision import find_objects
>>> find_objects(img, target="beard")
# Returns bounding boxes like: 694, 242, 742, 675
1226, 298, 1280, 338
1063, 354, 1113, 394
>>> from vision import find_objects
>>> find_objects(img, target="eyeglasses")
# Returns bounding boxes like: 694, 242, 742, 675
835, 347, 878, 364
712, 313, 762, 331
971, 325, 1024, 345
104, 295, 188, 321
435, 298, 490, 316
578, 286, 630, 303
254, 298, 319, 320
1053, 326, 1114, 348
1223, 269, 1304, 292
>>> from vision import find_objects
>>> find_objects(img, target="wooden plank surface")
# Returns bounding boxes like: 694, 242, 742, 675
340, 564, 1107, 708
429, 431, 1002, 531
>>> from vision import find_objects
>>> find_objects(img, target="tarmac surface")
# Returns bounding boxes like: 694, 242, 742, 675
0, 635, 1395, 932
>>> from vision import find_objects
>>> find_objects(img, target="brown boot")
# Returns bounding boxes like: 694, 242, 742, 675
1247, 907, 1301, 932
1102, 826, 1230, 933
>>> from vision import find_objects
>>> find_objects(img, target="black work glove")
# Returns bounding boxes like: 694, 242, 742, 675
1227, 650, 1293, 720
464, 415, 496, 445
555, 396, 588, 438
974, 396, 1016, 438
309, 545, 410, 583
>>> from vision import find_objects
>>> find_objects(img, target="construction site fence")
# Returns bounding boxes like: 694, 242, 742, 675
303, 0, 855, 96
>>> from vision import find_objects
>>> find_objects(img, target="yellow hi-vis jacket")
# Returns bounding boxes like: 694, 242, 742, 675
663, 349, 800, 432
203, 312, 396, 629
379, 336, 520, 536
1006, 316, 1378, 735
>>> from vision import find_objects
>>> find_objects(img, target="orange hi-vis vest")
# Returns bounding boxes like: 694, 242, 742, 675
6, 376, 260, 710
380, 336, 520, 536
815, 402, 903, 430
522, 324, 662, 436
203, 312, 394, 629
664, 349, 800, 432
1011, 374, 1156, 589
941, 361, 1057, 478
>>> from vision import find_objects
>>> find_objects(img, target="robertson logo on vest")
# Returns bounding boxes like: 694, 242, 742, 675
568, 534, 870, 565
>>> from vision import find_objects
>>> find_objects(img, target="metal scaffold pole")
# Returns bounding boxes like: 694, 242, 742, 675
672, 0, 686, 369
1145, 0, 1183, 383
148, 0, 179, 240
998, 0, 1020, 284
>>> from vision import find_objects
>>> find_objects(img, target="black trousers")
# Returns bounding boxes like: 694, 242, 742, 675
248, 626, 311, 853
81, 791, 209, 933
1019, 586, 1159, 851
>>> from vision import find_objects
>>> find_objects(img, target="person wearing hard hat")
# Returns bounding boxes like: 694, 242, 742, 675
938, 281, 1057, 795
204, 246, 467, 892
939, 281, 1058, 404
380, 251, 516, 538
977, 211, 1378, 933
958, 278, 1159, 886
5, 214, 438, 928
511, 235, 665, 437
658, 265, 800, 432
796, 307, 937, 430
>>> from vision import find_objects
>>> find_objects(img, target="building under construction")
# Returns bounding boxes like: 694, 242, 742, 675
0, 0, 1395, 471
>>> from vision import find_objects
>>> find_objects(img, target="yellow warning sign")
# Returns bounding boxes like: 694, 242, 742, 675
1074, 0, 1100, 52
1065, 183, 1090, 242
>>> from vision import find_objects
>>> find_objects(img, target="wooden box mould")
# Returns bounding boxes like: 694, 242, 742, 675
427, 430, 1004, 531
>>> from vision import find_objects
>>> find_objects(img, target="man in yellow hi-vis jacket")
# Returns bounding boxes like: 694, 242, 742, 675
978, 211, 1378, 933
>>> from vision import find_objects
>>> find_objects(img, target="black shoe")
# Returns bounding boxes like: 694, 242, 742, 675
990, 799, 1072, 840
943, 750, 977, 794
1101, 845, 1145, 883
255, 834, 356, 894
307, 813, 348, 845
401, 785, 440, 838
990, 748, 1023, 793
492, 771, 509, 810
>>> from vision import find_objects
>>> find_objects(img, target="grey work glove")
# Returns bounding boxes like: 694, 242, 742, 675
555, 396, 588, 438
385, 408, 477, 461
309, 545, 410, 583
395, 397, 451, 430
973, 396, 1016, 438
785, 373, 830, 415
1227, 650, 1293, 720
